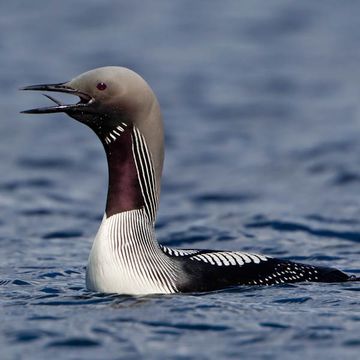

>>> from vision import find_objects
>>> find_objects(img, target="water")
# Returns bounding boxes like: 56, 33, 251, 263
1, 1, 360, 359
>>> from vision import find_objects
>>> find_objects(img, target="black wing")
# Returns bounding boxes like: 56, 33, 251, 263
161, 248, 353, 293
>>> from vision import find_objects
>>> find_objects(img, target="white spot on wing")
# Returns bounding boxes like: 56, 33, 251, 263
202, 254, 216, 265
223, 252, 237, 266
160, 245, 199, 257
195, 254, 209, 263
207, 253, 223, 266
189, 251, 269, 267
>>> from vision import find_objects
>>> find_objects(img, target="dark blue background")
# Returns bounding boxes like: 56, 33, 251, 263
1, 1, 359, 359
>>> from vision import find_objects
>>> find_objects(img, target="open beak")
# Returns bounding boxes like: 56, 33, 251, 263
20, 83, 95, 114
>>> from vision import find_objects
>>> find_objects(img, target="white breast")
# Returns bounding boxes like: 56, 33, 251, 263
86, 210, 179, 295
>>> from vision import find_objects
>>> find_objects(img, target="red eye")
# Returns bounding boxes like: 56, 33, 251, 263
96, 82, 107, 91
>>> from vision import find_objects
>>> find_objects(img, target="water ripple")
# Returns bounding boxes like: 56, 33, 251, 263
17, 156, 74, 169
192, 192, 258, 203
47, 338, 100, 347
273, 296, 312, 304
7, 329, 58, 343
246, 220, 360, 243
42, 230, 83, 239
12, 279, 32, 286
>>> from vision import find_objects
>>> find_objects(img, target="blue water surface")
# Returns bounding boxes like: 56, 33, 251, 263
1, 1, 360, 359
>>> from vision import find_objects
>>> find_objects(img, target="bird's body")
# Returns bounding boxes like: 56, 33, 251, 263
22, 66, 358, 295
86, 207, 349, 295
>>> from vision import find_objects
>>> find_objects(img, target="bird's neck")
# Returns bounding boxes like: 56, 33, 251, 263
86, 124, 179, 294
102, 124, 159, 222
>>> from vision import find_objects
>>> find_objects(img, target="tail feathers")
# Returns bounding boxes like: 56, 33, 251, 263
315, 266, 358, 283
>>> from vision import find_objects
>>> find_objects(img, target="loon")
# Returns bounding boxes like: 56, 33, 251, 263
21, 66, 359, 295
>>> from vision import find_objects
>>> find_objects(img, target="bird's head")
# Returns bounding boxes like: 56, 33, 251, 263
21, 66, 160, 130
22, 66, 164, 174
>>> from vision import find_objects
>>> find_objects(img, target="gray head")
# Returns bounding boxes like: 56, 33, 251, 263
21, 66, 164, 191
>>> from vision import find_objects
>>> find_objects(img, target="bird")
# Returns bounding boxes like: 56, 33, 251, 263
21, 66, 359, 295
